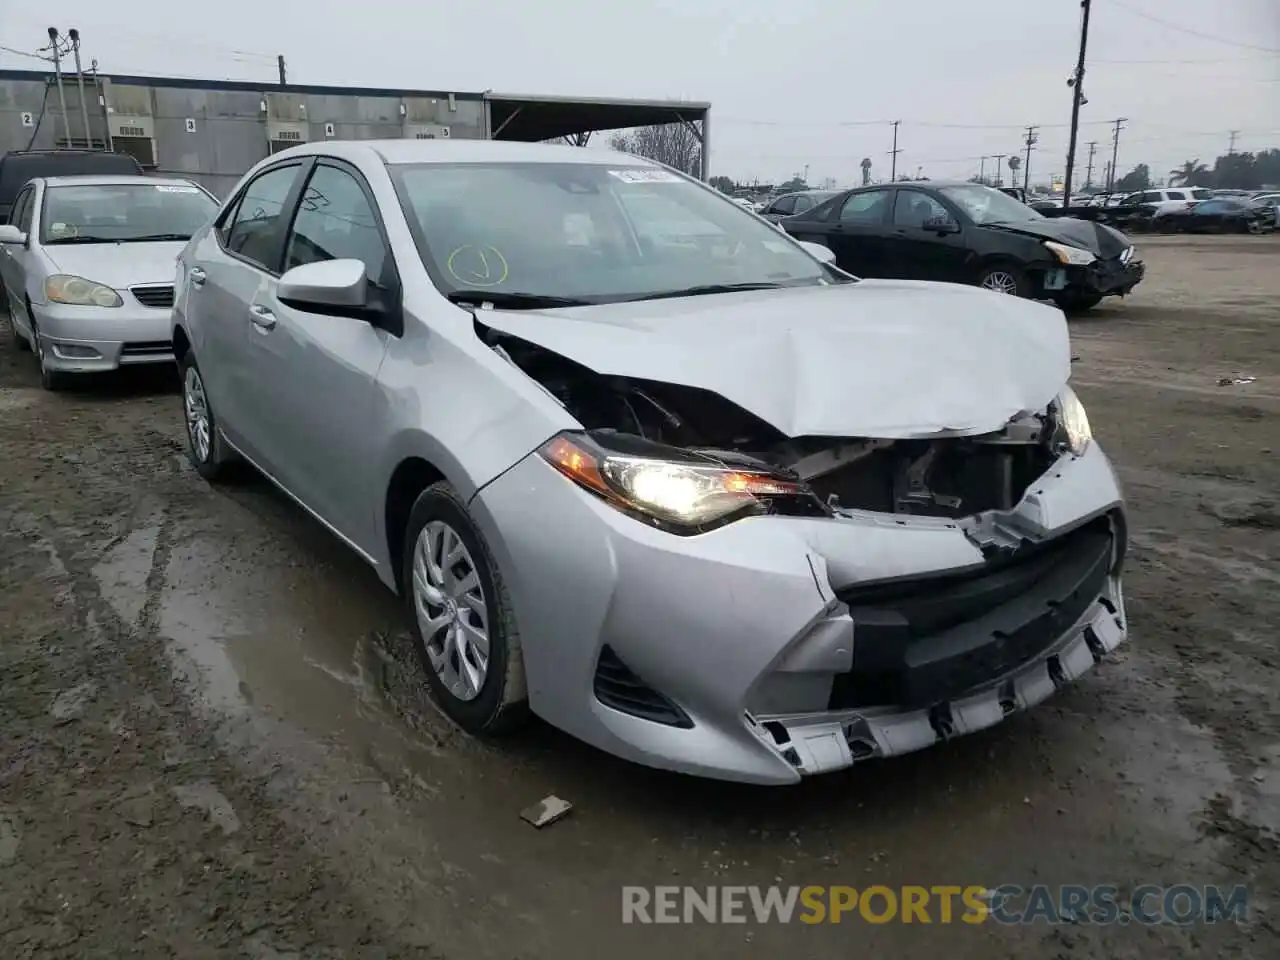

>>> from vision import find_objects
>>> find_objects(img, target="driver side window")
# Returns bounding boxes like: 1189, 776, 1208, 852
892, 190, 950, 228
769, 196, 796, 216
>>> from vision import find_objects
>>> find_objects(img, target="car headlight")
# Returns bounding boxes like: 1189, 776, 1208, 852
539, 432, 823, 534
1053, 385, 1092, 455
45, 274, 123, 307
1043, 241, 1096, 266
1119, 245, 1135, 264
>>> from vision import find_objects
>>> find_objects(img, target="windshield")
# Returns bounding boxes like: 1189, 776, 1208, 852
939, 184, 1044, 224
40, 183, 217, 244
390, 162, 840, 304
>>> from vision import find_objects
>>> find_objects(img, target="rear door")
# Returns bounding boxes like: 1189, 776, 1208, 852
241, 159, 395, 545
184, 161, 308, 459
826, 189, 892, 275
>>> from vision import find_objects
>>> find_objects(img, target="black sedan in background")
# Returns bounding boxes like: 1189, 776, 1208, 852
757, 190, 839, 222
780, 181, 1144, 312
1152, 197, 1274, 234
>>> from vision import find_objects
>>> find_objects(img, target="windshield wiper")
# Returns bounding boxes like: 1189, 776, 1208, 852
117, 233, 192, 242
447, 290, 592, 309
43, 235, 115, 244
626, 281, 789, 302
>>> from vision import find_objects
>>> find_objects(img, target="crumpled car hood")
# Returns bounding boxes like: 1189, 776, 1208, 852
988, 216, 1131, 257
478, 281, 1071, 438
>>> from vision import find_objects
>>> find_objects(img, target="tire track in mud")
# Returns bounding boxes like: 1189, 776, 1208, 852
0, 352, 451, 958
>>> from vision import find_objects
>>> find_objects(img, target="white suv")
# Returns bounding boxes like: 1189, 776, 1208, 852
1120, 187, 1213, 215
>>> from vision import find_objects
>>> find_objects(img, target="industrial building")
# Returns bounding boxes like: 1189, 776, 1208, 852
0, 68, 710, 197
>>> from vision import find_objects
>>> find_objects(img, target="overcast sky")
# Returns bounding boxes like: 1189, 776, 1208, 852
3, 0, 1277, 187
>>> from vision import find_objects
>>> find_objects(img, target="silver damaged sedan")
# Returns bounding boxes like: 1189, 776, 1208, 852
172, 140, 1128, 784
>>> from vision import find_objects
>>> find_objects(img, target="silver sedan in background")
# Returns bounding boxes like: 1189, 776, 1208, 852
0, 174, 218, 390
172, 140, 1127, 784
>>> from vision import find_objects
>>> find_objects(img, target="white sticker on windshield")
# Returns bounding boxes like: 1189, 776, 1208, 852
155, 185, 201, 193
608, 169, 682, 183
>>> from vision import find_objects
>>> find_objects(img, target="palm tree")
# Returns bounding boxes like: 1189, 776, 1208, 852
860, 158, 872, 186
1170, 160, 1210, 187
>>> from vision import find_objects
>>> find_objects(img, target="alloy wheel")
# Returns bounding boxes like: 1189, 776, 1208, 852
183, 365, 212, 463
981, 271, 1019, 295
412, 520, 490, 702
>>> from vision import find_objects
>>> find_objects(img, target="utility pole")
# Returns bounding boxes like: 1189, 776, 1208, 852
1022, 125, 1039, 192
1228, 130, 1239, 155
277, 54, 287, 86
45, 27, 73, 148
979, 156, 987, 183
1107, 117, 1126, 193
992, 154, 1006, 186
1062, 0, 1092, 208
68, 28, 93, 147
889, 120, 901, 181
1084, 141, 1097, 189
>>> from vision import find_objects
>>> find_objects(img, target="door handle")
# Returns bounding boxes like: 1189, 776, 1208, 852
188, 266, 206, 287
248, 304, 277, 330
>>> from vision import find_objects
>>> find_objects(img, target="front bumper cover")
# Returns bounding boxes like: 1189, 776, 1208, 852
32, 298, 174, 372
470, 438, 1128, 785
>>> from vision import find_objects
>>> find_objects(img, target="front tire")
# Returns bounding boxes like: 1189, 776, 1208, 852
402, 481, 527, 736
977, 263, 1028, 297
1053, 291, 1104, 313
31, 320, 69, 391
179, 351, 237, 481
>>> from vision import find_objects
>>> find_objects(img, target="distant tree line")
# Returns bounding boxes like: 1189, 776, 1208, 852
608, 126, 1280, 196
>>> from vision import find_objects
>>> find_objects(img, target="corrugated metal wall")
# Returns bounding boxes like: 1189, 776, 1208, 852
0, 75, 486, 198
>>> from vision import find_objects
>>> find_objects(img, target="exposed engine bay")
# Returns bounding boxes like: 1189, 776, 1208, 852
483, 325, 1062, 519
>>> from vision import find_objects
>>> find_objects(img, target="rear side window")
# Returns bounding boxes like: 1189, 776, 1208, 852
770, 196, 796, 215
222, 164, 301, 272
1190, 189, 1213, 200
1166, 191, 1185, 201
839, 190, 890, 223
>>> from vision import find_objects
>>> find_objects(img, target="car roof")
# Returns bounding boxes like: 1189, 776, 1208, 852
269, 138, 665, 168
39, 174, 200, 188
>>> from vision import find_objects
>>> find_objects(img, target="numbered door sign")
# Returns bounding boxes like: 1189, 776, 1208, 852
324, 123, 335, 137
185, 118, 197, 133
20, 112, 34, 127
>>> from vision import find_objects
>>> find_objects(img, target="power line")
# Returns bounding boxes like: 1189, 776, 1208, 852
0, 44, 48, 61
1110, 0, 1280, 54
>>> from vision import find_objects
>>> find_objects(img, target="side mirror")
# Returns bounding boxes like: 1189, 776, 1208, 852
798, 240, 836, 264
923, 216, 960, 234
277, 258, 370, 316
0, 224, 27, 246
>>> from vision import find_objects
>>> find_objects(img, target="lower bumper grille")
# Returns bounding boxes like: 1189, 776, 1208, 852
120, 340, 173, 357
130, 284, 175, 309
594, 646, 692, 728
831, 514, 1117, 710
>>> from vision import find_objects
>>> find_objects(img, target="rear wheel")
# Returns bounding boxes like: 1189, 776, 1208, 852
179, 351, 238, 481
1053, 291, 1104, 313
977, 263, 1028, 297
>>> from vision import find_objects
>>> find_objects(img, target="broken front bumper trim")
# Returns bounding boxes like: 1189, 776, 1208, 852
752, 577, 1126, 776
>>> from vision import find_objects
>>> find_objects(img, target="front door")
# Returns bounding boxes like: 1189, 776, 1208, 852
243, 160, 393, 548
1, 187, 35, 330
885, 188, 971, 282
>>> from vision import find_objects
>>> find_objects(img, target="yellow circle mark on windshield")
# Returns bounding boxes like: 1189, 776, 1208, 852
447, 245, 509, 287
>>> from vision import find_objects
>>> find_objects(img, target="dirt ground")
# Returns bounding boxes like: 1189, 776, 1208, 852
1, 235, 1277, 959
